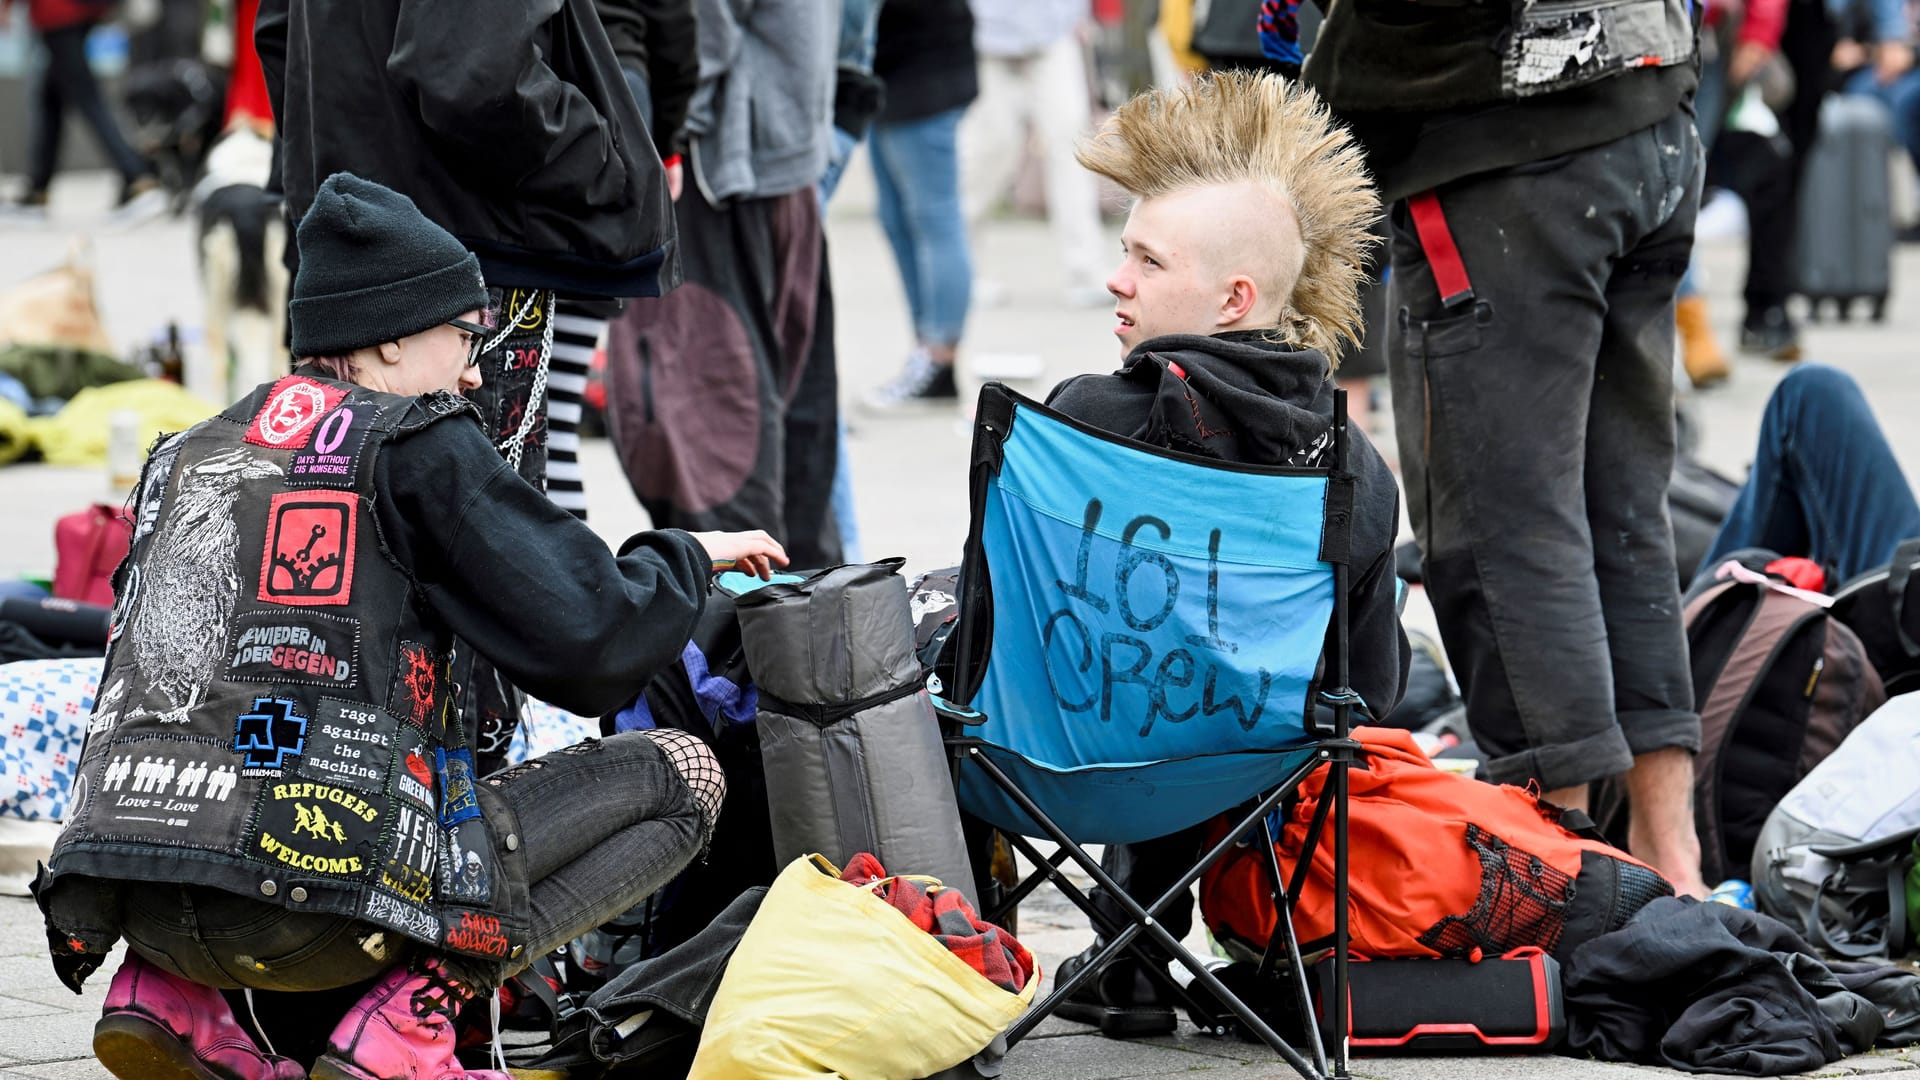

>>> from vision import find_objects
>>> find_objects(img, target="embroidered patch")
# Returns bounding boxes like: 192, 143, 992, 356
246, 376, 349, 450
364, 887, 440, 940
395, 725, 436, 808
258, 491, 358, 606
252, 779, 381, 877
88, 676, 131, 737
436, 748, 480, 827
108, 564, 139, 647
382, 798, 438, 903
233, 696, 309, 773
132, 432, 186, 547
288, 403, 379, 487
132, 447, 284, 715
390, 643, 440, 728
90, 739, 248, 845
443, 908, 509, 958
439, 818, 494, 904
299, 699, 393, 792
226, 611, 362, 688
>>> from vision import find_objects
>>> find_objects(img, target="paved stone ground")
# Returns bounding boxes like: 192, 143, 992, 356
1, 170, 1918, 1077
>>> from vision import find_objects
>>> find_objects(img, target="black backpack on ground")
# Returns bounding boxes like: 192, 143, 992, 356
1678, 554, 1886, 884
1830, 538, 1920, 697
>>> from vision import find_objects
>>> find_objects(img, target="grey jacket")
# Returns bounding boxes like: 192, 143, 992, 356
687, 0, 838, 204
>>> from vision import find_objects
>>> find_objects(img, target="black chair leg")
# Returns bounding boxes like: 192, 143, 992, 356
970, 748, 1332, 1080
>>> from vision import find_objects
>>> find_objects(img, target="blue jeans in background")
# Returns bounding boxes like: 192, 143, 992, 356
869, 107, 973, 347
1701, 364, 1920, 583
1845, 69, 1920, 175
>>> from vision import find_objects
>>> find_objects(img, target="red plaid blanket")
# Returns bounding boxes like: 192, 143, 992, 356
840, 853, 1035, 993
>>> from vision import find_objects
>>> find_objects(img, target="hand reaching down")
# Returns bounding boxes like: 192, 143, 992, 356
689, 530, 789, 580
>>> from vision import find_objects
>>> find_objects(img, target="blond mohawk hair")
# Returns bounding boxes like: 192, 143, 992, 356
1076, 71, 1380, 361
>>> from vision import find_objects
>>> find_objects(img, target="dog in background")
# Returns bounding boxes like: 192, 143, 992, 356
191, 128, 287, 404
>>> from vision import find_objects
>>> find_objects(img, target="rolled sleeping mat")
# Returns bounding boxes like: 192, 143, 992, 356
0, 595, 111, 648
725, 560, 975, 902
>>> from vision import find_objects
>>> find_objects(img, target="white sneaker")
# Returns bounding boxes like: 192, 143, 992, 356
107, 180, 171, 229
861, 348, 959, 416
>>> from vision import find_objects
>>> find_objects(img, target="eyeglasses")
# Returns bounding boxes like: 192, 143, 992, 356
446, 318, 488, 367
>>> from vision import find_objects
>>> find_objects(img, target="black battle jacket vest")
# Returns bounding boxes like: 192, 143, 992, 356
40, 374, 529, 973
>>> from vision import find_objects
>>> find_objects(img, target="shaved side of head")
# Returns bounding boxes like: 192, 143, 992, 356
1076, 71, 1379, 360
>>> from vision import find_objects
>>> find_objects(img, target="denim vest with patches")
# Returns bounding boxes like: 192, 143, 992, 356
45, 375, 529, 967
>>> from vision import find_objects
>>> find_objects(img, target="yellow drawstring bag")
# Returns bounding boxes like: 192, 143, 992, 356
689, 854, 1039, 1080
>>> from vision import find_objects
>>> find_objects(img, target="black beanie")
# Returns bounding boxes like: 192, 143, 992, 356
290, 173, 489, 358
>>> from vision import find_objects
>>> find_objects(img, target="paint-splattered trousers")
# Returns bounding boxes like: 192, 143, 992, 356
1387, 106, 1705, 791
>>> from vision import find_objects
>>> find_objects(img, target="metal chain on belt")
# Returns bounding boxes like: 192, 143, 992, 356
489, 289, 555, 474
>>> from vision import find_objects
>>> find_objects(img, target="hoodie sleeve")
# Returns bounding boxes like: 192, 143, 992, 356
1344, 432, 1411, 721
388, 0, 629, 210
375, 414, 708, 716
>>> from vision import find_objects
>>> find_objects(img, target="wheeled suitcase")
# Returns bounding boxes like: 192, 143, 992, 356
1795, 94, 1895, 321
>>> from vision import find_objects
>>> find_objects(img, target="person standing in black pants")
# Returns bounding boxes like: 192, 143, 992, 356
4, 0, 161, 217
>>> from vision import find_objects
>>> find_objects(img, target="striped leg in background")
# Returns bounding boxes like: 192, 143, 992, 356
547, 302, 605, 521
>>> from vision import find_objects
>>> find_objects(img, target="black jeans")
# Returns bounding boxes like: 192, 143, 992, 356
1745, 0, 1836, 314
121, 733, 703, 991
1387, 108, 1704, 791
28, 22, 150, 192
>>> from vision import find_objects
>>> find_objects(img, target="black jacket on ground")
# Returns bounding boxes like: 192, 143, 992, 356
1565, 897, 1920, 1074
596, 0, 698, 159
1046, 331, 1410, 722
872, 0, 978, 125
256, 0, 679, 299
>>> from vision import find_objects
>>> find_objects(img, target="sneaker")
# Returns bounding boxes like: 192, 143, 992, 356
1739, 305, 1802, 362
0, 189, 50, 224
92, 952, 306, 1080
861, 348, 958, 415
313, 955, 513, 1080
1053, 945, 1178, 1039
109, 175, 170, 228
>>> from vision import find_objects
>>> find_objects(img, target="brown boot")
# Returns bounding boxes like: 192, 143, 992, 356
1676, 295, 1730, 387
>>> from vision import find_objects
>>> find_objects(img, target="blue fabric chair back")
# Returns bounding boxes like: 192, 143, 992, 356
956, 390, 1337, 844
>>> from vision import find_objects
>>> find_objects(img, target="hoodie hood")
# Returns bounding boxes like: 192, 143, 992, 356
1114, 330, 1335, 465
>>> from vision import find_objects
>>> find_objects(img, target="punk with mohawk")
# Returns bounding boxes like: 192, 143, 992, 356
1074, 70, 1379, 360
1041, 71, 1409, 1036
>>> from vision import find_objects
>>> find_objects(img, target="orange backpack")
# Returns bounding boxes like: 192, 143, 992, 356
1200, 728, 1672, 961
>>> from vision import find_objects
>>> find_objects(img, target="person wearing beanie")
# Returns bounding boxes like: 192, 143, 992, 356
36, 171, 784, 1080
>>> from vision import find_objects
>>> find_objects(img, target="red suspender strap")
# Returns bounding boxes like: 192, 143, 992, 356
1407, 190, 1475, 307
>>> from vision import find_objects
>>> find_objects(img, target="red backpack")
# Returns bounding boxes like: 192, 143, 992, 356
1200, 728, 1672, 962
53, 504, 132, 608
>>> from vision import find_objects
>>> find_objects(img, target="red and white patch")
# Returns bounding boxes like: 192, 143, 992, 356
246, 377, 348, 450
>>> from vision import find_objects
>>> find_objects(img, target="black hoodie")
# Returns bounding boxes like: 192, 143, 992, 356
1047, 331, 1408, 720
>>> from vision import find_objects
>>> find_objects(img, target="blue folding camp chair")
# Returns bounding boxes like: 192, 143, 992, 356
942, 382, 1363, 1080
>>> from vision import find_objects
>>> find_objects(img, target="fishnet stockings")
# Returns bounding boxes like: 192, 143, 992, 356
639, 727, 726, 834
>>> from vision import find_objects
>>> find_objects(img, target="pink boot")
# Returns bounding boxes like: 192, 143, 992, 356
93, 952, 307, 1080
311, 956, 511, 1080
